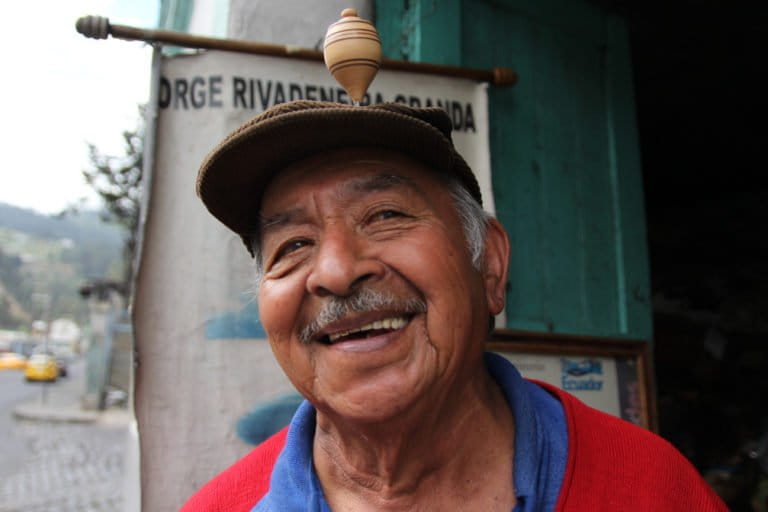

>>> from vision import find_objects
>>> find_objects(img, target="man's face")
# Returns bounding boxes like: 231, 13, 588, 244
257, 148, 507, 422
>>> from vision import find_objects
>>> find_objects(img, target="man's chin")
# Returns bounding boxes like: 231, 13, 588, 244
314, 375, 428, 426
317, 396, 418, 427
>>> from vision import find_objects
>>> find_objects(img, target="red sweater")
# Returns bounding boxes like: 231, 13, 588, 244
181, 386, 727, 511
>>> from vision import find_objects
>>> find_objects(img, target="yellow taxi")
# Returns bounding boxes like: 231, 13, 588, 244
24, 354, 58, 382
0, 352, 27, 370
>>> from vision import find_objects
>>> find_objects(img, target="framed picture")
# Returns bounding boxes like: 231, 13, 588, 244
488, 329, 657, 432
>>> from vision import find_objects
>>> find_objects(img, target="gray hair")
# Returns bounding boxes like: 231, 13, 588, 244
252, 178, 491, 286
447, 179, 492, 269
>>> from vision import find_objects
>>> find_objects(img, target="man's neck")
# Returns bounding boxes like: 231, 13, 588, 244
312, 369, 516, 511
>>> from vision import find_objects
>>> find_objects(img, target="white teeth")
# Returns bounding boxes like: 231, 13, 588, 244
327, 316, 409, 342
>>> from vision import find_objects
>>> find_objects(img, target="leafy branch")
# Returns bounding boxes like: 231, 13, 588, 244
80, 105, 145, 296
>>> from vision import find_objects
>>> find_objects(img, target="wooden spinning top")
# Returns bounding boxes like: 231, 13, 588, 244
323, 8, 382, 104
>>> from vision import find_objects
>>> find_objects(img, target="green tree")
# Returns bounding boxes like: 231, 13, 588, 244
82, 106, 145, 296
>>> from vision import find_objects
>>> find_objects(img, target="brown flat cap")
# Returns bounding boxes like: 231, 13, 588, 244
196, 100, 481, 254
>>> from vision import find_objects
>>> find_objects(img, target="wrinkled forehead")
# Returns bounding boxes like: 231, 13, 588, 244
260, 147, 450, 215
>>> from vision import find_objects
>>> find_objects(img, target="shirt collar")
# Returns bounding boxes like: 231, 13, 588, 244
484, 352, 568, 509
255, 352, 566, 511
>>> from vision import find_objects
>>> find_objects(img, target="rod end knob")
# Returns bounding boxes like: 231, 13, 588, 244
76, 15, 110, 40
493, 67, 518, 87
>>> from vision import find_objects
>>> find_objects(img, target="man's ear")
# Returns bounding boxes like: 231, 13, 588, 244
483, 219, 510, 316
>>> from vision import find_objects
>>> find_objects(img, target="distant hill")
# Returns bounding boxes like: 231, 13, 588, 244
0, 202, 122, 247
0, 202, 125, 329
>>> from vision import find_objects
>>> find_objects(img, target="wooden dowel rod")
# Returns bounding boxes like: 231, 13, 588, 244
75, 16, 518, 87
112, 23, 325, 61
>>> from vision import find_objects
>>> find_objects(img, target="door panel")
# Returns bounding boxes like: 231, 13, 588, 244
377, 0, 651, 339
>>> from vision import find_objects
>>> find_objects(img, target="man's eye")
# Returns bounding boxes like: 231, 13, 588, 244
275, 239, 310, 259
372, 209, 404, 221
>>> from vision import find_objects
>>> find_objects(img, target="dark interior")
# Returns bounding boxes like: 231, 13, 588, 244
593, 1, 767, 508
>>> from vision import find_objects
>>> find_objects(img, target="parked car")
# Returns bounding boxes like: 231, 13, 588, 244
24, 354, 58, 382
56, 356, 69, 377
0, 352, 27, 370
31, 347, 69, 377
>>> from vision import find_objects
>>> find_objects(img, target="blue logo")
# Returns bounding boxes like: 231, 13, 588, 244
563, 358, 603, 377
561, 358, 604, 391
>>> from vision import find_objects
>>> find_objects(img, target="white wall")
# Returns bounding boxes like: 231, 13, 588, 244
228, 0, 372, 48
189, 0, 230, 36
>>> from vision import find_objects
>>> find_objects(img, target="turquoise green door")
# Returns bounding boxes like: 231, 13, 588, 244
377, 0, 651, 340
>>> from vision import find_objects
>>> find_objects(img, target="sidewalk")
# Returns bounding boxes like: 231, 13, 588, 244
2, 358, 139, 512
12, 360, 131, 425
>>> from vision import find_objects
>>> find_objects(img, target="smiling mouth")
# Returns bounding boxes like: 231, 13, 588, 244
320, 316, 411, 345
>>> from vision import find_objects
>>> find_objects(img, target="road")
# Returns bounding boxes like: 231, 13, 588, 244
0, 357, 129, 511
0, 364, 46, 482
0, 364, 39, 410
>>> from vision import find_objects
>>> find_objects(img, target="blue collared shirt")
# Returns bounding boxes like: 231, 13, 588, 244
253, 352, 568, 511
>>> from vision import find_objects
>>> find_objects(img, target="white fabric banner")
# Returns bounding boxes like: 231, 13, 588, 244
133, 50, 493, 510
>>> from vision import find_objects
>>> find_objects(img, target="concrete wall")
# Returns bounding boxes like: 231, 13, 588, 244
228, 0, 372, 47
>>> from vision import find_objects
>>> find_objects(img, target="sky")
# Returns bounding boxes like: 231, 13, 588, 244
0, 0, 158, 214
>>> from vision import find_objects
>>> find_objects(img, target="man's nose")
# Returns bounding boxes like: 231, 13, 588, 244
305, 227, 383, 297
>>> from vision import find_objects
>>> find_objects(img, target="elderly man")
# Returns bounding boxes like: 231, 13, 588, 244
182, 101, 726, 511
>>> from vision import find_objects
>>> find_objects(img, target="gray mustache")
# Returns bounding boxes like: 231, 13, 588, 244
299, 288, 427, 344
